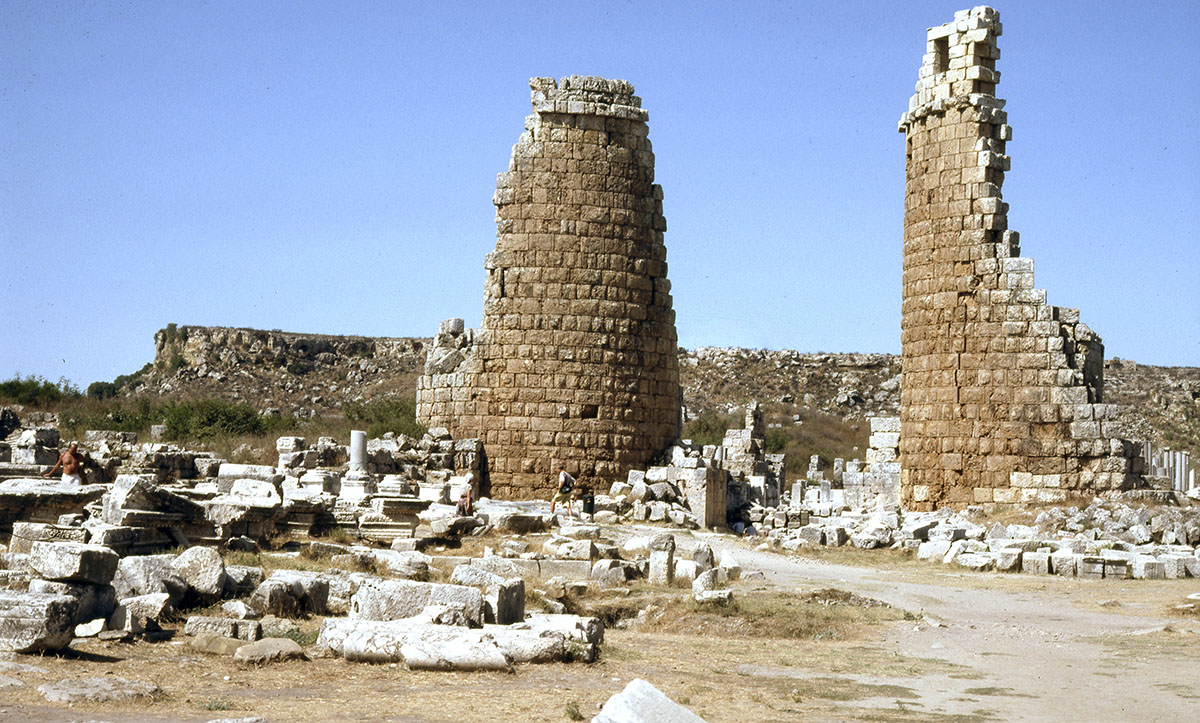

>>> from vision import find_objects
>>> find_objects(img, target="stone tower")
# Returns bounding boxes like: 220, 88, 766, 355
896, 7, 1142, 510
417, 76, 681, 498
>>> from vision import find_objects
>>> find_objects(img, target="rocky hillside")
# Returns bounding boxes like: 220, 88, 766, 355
124, 325, 428, 417
115, 325, 1199, 457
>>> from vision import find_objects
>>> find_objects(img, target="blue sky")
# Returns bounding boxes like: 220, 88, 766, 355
2, 1, 1198, 389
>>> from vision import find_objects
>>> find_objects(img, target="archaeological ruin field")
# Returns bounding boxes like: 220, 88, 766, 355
1, 6, 1198, 723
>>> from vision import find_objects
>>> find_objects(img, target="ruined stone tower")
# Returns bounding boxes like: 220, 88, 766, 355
417, 76, 680, 498
897, 7, 1142, 510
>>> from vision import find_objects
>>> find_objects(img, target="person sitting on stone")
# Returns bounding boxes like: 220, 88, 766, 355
43, 441, 87, 486
456, 488, 474, 517
551, 466, 577, 518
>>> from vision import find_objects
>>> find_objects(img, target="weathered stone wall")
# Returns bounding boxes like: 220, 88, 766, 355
418, 76, 680, 498
897, 7, 1142, 510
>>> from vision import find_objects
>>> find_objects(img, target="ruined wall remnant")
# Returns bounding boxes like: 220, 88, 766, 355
896, 7, 1142, 510
418, 76, 681, 498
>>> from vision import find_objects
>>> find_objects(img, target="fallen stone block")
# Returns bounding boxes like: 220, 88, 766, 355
171, 546, 228, 603
234, 637, 307, 665
0, 592, 77, 652
223, 565, 265, 597
523, 613, 604, 648
350, 579, 483, 626
38, 676, 160, 704
112, 554, 189, 606
537, 559, 592, 581
222, 600, 260, 620
492, 513, 550, 535
1021, 551, 1051, 575
29, 541, 119, 585
555, 539, 598, 561
694, 590, 734, 605
484, 625, 570, 663
108, 592, 174, 633
1050, 552, 1078, 577
1078, 557, 1107, 580
74, 617, 105, 637
954, 552, 994, 572
1132, 557, 1165, 580
326, 619, 513, 671
27, 580, 115, 625
190, 633, 244, 656
8, 522, 88, 555
450, 565, 525, 625
692, 568, 720, 595
249, 571, 329, 617
594, 678, 706, 723
1158, 554, 1194, 579
185, 615, 262, 641
673, 559, 698, 584
993, 548, 1022, 572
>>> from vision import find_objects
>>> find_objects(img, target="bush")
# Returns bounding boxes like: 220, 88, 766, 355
163, 399, 269, 440
86, 381, 119, 400
0, 375, 80, 407
59, 397, 158, 436
681, 410, 738, 447
344, 398, 426, 439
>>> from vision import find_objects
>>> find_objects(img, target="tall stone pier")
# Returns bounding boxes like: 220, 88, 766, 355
418, 76, 681, 498
896, 7, 1142, 510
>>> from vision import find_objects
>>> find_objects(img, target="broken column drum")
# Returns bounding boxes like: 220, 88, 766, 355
896, 7, 1142, 510
418, 76, 681, 498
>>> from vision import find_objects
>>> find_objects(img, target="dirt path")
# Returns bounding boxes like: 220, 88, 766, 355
707, 535, 1200, 721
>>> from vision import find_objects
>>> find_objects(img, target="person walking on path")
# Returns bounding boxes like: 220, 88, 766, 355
551, 466, 577, 518
43, 441, 87, 486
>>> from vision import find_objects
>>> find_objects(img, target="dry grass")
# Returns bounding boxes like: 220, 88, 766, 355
0, 608, 980, 723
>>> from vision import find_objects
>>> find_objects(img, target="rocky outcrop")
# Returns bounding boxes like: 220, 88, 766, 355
125, 325, 428, 417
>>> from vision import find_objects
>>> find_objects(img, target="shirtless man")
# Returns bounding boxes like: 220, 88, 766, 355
44, 441, 87, 486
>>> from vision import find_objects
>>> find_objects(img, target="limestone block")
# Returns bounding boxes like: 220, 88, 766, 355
0, 592, 77, 652
350, 579, 483, 627
1050, 552, 1078, 577
37, 676, 159, 704
249, 571, 330, 617
108, 592, 173, 633
692, 543, 715, 572
673, 559, 698, 584
223, 565, 265, 597
27, 580, 115, 625
1021, 551, 1050, 575
992, 548, 1022, 572
917, 540, 952, 561
170, 546, 227, 603
648, 549, 674, 586
29, 542, 119, 585
593, 678, 705, 723
233, 637, 307, 664
184, 615, 261, 642
8, 522, 88, 555
1131, 557, 1165, 580
113, 555, 189, 606
449, 565, 524, 625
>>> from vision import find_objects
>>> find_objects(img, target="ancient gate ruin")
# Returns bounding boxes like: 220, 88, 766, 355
896, 7, 1143, 510
417, 76, 681, 498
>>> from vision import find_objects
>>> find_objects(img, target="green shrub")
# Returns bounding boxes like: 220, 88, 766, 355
59, 397, 158, 435
86, 381, 119, 400
0, 375, 80, 407
163, 399, 267, 440
681, 410, 738, 447
344, 399, 426, 439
